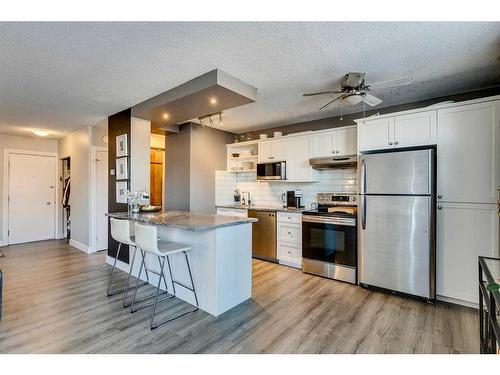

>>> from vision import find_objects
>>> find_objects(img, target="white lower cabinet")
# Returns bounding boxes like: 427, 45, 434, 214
277, 212, 302, 268
436, 202, 499, 305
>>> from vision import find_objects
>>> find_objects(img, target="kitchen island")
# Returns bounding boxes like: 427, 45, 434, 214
106, 211, 257, 317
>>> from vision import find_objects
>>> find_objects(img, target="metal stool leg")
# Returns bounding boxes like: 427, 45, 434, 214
150, 251, 199, 330
122, 246, 151, 308
130, 251, 174, 313
106, 243, 122, 296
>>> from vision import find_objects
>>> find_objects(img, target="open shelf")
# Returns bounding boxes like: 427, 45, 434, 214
227, 169, 256, 173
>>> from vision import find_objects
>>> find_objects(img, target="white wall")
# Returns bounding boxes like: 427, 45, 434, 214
0, 134, 58, 245
130, 117, 151, 193
58, 127, 92, 250
215, 168, 358, 208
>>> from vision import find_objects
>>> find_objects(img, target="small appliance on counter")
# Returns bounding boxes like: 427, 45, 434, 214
302, 192, 358, 284
282, 190, 305, 208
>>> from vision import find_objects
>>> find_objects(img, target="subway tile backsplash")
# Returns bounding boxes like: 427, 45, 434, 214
215, 168, 358, 208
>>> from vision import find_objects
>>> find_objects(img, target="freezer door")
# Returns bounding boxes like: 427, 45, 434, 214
360, 149, 433, 195
358, 195, 432, 298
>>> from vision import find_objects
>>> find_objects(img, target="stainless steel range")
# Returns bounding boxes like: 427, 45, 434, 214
302, 193, 357, 284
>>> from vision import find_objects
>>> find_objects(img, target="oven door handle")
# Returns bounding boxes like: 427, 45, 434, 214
361, 195, 366, 230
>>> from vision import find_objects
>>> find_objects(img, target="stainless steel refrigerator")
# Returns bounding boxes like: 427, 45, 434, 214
358, 149, 436, 300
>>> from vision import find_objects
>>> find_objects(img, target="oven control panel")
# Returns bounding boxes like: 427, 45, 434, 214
316, 192, 357, 206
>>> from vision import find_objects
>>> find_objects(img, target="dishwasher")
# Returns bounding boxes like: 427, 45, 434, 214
248, 209, 277, 262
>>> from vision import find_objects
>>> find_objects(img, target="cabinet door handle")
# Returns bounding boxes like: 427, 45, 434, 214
394, 141, 399, 145
438, 194, 443, 199
437, 206, 442, 210
336, 150, 339, 154
389, 141, 394, 145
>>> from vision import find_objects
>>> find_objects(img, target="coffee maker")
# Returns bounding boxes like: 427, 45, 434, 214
282, 190, 304, 208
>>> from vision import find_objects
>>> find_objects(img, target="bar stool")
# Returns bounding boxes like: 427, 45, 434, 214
107, 218, 149, 307
130, 222, 199, 330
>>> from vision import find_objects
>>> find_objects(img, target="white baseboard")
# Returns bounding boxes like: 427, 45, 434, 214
69, 239, 91, 254
56, 232, 65, 240
0, 240, 4, 247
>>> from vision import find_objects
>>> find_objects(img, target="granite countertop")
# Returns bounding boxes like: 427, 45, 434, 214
107, 210, 257, 232
216, 204, 307, 213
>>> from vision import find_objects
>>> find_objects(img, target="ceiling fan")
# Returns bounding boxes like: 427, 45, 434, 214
303, 72, 413, 111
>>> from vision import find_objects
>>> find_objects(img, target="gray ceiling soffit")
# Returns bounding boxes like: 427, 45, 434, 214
131, 69, 257, 130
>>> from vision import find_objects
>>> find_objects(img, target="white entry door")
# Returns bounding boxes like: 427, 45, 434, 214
8, 153, 56, 244
95, 150, 108, 251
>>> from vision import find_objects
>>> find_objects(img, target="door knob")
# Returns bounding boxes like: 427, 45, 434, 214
47, 201, 51, 206
437, 206, 442, 210
438, 195, 443, 199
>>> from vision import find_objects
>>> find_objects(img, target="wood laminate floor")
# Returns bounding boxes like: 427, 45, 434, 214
0, 240, 479, 353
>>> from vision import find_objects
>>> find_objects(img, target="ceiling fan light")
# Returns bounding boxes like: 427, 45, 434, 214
343, 95, 363, 105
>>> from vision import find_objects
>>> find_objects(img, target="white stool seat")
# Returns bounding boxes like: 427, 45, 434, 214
131, 222, 199, 329
156, 241, 191, 256
107, 218, 150, 303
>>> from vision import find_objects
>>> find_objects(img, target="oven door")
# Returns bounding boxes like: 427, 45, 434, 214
302, 215, 356, 267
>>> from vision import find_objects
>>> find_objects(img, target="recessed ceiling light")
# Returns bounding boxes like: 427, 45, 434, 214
210, 97, 217, 105
32, 129, 50, 137
162, 113, 169, 120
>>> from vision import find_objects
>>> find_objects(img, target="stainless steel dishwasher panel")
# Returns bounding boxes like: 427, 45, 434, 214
248, 210, 277, 262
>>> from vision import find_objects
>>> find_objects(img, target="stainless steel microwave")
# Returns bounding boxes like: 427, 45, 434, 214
256, 161, 286, 180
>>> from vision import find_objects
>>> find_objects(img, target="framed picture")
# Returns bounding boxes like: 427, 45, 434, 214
116, 157, 128, 180
116, 181, 128, 204
116, 134, 128, 157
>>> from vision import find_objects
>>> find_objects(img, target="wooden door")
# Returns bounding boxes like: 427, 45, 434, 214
150, 149, 164, 206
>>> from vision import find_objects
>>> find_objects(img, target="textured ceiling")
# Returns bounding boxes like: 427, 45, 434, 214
0, 22, 499, 138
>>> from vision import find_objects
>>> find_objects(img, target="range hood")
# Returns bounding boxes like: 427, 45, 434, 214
309, 155, 358, 169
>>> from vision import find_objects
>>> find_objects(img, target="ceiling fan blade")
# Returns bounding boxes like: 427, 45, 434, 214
366, 77, 413, 90
361, 93, 383, 107
303, 90, 343, 97
319, 95, 344, 111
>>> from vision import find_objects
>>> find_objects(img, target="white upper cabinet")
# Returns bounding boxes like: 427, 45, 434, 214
394, 111, 437, 148
437, 101, 499, 204
357, 110, 437, 152
257, 140, 272, 162
257, 139, 287, 163
286, 136, 317, 182
311, 126, 356, 157
336, 126, 357, 155
311, 130, 336, 157
357, 117, 395, 151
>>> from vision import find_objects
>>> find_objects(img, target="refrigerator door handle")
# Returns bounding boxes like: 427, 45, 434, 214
360, 158, 367, 194
361, 194, 367, 230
